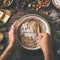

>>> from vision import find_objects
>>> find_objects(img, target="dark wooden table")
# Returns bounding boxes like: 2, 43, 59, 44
0, 0, 60, 60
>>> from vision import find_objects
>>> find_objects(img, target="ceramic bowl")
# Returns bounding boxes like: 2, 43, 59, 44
15, 14, 51, 50
52, 0, 60, 9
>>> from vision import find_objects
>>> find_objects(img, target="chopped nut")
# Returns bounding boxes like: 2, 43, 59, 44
28, 4, 31, 7
42, 11, 49, 15
39, 5, 41, 9
57, 18, 60, 22
32, 4, 35, 7
36, 7, 39, 12
45, 11, 49, 15
36, 4, 39, 8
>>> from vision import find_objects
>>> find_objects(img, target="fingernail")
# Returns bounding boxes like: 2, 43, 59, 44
11, 25, 13, 27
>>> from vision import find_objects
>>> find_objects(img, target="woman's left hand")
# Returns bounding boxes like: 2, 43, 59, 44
8, 20, 18, 48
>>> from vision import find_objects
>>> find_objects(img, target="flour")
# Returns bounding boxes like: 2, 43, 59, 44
20, 21, 38, 41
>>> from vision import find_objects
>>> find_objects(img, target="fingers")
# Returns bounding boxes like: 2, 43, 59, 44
11, 25, 15, 33
9, 20, 18, 34
9, 25, 14, 35
37, 33, 42, 47
13, 20, 18, 27
39, 33, 42, 39
38, 32, 49, 40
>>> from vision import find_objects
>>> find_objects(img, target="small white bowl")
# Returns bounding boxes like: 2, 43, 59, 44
52, 0, 60, 9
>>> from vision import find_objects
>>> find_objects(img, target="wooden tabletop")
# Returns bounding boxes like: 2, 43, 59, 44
0, 0, 60, 60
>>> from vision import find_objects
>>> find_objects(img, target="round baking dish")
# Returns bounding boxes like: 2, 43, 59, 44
15, 14, 51, 50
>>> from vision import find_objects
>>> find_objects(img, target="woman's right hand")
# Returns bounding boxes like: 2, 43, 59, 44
38, 32, 52, 52
38, 32, 53, 60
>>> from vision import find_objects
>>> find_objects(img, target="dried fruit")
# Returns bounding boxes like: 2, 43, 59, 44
36, 7, 39, 11
38, 0, 50, 7
28, 4, 31, 7
45, 11, 49, 15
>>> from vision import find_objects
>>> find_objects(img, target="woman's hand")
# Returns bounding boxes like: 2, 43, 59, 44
38, 32, 52, 51
38, 32, 53, 60
0, 20, 18, 60
8, 20, 17, 48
